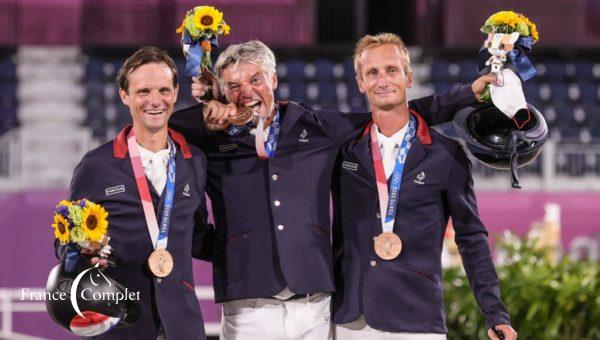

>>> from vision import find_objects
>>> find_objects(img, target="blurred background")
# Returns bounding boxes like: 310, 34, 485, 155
0, 0, 599, 338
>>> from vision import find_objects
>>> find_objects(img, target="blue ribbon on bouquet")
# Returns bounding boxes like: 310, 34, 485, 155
507, 36, 537, 81
64, 243, 81, 273
478, 35, 537, 82
183, 30, 219, 77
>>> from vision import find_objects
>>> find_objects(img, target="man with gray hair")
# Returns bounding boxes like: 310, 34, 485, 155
170, 39, 495, 339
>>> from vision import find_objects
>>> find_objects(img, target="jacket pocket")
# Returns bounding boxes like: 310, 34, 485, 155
220, 230, 251, 289
179, 279, 196, 293
226, 229, 250, 243
307, 223, 329, 238
403, 266, 435, 282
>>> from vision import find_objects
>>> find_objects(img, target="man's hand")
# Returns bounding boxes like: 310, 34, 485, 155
192, 65, 221, 102
203, 100, 236, 131
80, 247, 108, 268
471, 73, 498, 102
228, 107, 254, 126
488, 324, 517, 340
205, 122, 229, 131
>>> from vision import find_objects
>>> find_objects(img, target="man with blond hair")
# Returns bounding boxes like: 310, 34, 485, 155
171, 37, 496, 339
331, 33, 517, 340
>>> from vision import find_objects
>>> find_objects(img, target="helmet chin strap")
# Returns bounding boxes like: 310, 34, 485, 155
507, 131, 524, 189
510, 109, 532, 189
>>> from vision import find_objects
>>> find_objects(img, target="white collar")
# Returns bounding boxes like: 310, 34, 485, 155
137, 142, 171, 167
250, 125, 270, 139
374, 122, 408, 150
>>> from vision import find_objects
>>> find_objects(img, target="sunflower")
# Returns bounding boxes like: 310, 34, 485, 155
177, 12, 203, 40
482, 11, 520, 34
81, 203, 108, 242
193, 6, 223, 32
52, 213, 71, 244
57, 200, 72, 207
176, 18, 186, 34
481, 10, 539, 42
489, 11, 520, 28
221, 23, 231, 35
519, 14, 539, 42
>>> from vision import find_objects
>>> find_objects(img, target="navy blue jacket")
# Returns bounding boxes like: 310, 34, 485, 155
331, 112, 510, 333
170, 86, 477, 303
58, 126, 211, 339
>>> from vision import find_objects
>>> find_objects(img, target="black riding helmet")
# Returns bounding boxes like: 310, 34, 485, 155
453, 103, 548, 188
45, 262, 140, 336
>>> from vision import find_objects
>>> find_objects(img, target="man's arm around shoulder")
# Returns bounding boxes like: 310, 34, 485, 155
408, 74, 497, 126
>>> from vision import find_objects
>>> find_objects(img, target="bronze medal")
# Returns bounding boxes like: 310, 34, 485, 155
227, 107, 254, 125
374, 232, 402, 260
148, 249, 174, 277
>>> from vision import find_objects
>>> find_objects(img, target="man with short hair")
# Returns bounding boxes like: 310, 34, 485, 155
170, 38, 495, 339
59, 46, 212, 339
331, 33, 517, 340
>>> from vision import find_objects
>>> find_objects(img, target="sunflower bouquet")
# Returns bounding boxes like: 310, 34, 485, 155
51, 199, 109, 248
481, 11, 539, 42
176, 5, 230, 76
480, 11, 539, 80
478, 10, 540, 101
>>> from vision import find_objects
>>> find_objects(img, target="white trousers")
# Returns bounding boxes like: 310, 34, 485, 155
220, 293, 332, 340
335, 316, 446, 340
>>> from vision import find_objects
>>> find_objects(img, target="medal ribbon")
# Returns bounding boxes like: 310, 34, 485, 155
226, 120, 254, 136
255, 108, 281, 159
127, 129, 176, 249
370, 115, 416, 232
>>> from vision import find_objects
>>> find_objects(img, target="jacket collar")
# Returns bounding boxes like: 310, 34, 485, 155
278, 100, 312, 138
353, 109, 431, 182
113, 124, 192, 159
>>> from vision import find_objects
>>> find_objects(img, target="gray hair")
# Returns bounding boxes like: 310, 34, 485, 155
214, 40, 277, 90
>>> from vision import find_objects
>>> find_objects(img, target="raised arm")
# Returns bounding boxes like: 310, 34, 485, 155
313, 109, 372, 147
311, 75, 496, 146
169, 104, 211, 144
408, 74, 496, 126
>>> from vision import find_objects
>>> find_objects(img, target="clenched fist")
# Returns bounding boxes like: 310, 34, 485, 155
192, 65, 221, 102
471, 73, 499, 102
